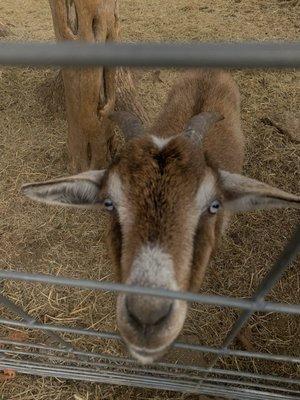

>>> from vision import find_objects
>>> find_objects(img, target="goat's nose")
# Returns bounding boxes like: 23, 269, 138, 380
126, 294, 173, 326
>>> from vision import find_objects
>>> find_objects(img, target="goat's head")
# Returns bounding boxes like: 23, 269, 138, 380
22, 111, 300, 363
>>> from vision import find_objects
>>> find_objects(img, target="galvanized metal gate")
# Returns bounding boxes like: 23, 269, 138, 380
0, 42, 299, 400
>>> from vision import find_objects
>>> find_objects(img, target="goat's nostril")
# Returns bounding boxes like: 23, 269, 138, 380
126, 295, 173, 327
126, 299, 143, 327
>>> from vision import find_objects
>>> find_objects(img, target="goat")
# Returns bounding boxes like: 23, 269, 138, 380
22, 69, 300, 363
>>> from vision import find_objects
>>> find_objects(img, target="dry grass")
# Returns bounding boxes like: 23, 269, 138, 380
0, 0, 299, 399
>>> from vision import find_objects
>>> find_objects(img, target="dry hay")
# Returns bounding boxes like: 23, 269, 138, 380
0, 0, 299, 399
0, 21, 10, 38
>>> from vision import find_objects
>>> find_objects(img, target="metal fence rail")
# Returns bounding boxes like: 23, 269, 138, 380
0, 40, 299, 400
0, 41, 299, 68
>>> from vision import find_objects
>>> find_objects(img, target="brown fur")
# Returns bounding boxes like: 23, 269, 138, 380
151, 69, 244, 171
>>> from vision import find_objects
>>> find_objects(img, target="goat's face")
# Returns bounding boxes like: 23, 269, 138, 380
105, 134, 221, 362
22, 111, 300, 363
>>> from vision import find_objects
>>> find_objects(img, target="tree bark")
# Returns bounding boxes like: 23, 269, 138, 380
48, 0, 119, 172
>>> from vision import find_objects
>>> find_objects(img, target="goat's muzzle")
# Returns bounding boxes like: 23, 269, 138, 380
117, 291, 187, 364
126, 293, 173, 327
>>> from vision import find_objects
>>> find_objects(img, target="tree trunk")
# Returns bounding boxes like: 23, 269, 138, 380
48, 0, 149, 173
48, 0, 119, 172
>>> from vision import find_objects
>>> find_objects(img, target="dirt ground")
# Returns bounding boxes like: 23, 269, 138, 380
0, 0, 299, 399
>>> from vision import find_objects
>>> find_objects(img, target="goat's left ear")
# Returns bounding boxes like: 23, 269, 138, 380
21, 170, 105, 208
219, 170, 300, 212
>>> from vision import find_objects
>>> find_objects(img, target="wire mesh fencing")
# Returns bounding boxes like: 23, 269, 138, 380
0, 41, 299, 400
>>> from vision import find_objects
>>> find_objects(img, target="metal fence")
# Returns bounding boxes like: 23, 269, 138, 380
0, 41, 300, 400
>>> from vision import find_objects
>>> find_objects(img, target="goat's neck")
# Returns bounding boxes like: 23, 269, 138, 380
150, 79, 200, 139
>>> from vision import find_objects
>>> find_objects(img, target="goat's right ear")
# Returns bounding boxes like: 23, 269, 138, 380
219, 170, 300, 212
21, 170, 105, 208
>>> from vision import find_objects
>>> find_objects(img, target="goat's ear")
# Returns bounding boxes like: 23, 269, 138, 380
21, 170, 105, 208
219, 170, 300, 212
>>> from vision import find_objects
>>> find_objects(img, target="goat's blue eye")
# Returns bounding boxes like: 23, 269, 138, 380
209, 200, 220, 214
104, 199, 114, 211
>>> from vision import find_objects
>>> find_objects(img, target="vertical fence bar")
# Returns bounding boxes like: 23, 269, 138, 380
204, 225, 300, 374
0, 293, 73, 351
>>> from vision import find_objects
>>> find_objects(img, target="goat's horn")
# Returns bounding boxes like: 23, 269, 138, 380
183, 112, 224, 144
109, 111, 145, 141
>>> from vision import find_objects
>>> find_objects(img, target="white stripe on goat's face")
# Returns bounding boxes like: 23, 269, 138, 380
195, 170, 218, 215
128, 244, 177, 290
151, 135, 173, 149
107, 171, 133, 228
